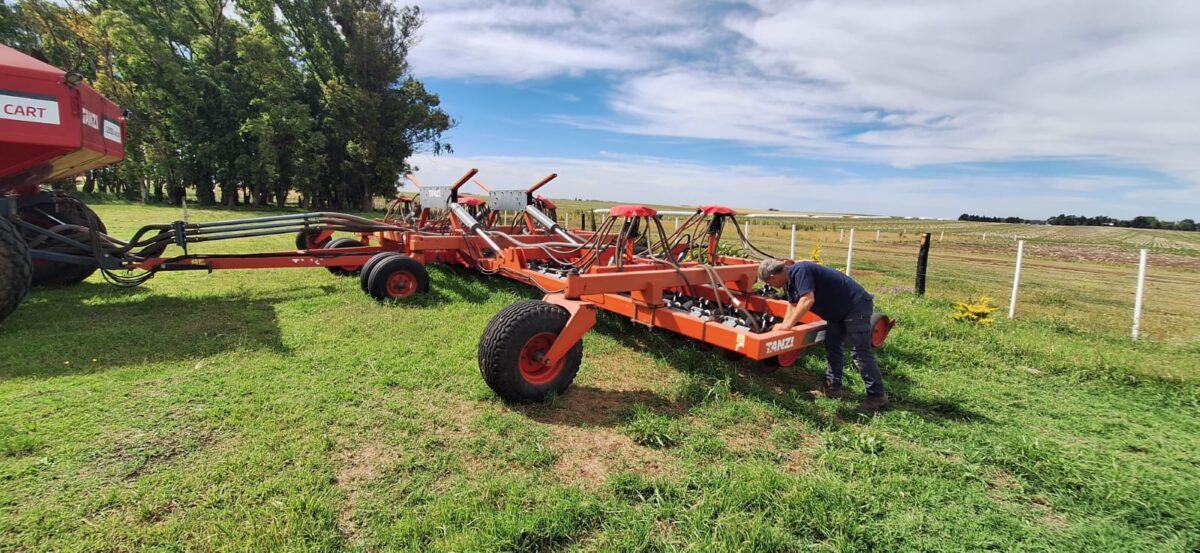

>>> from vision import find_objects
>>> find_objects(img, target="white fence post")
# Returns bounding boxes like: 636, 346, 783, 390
839, 229, 844, 242
982, 232, 987, 241
845, 229, 855, 276
744, 221, 749, 237
565, 213, 570, 229
1008, 240, 1025, 319
875, 229, 880, 242
1132, 249, 1148, 340
674, 217, 679, 230
789, 224, 796, 259
939, 230, 944, 242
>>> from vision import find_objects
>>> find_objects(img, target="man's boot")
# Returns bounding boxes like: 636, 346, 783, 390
857, 393, 890, 412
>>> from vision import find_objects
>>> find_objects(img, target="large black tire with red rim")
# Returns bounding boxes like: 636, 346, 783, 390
478, 299, 584, 403
360, 252, 402, 293
21, 198, 106, 285
0, 217, 33, 323
365, 255, 429, 301
323, 237, 365, 276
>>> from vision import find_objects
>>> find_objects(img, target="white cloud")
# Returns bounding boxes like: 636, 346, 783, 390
410, 0, 1200, 212
409, 0, 718, 80
409, 154, 1197, 219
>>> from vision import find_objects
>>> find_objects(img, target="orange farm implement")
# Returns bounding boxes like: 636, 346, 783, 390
0, 45, 893, 402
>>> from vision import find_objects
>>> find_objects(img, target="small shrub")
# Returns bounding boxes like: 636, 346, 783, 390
824, 432, 886, 456
952, 295, 999, 325
810, 242, 822, 264
625, 405, 680, 448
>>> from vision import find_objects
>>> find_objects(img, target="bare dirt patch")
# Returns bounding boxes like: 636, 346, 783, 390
334, 442, 396, 545
546, 424, 675, 489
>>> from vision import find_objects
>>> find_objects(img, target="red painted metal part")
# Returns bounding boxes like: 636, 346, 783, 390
698, 205, 736, 215
609, 205, 657, 217
0, 45, 125, 196
386, 270, 418, 298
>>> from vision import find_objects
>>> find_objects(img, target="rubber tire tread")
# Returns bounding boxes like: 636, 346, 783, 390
360, 252, 402, 293
0, 217, 32, 323
27, 199, 106, 285
366, 255, 429, 301
477, 299, 584, 403
324, 238, 364, 276
296, 228, 331, 250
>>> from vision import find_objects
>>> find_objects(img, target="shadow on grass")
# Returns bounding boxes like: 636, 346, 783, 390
517, 385, 682, 428
586, 311, 992, 427
0, 282, 309, 378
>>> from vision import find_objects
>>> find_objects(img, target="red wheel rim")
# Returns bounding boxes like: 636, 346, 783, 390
385, 271, 417, 298
872, 317, 892, 348
518, 331, 564, 385
774, 349, 800, 367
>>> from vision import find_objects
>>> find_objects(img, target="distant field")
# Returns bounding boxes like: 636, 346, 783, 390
2, 202, 1196, 551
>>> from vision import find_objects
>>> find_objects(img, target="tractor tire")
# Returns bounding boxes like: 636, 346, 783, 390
295, 228, 332, 250
0, 217, 33, 323
365, 255, 429, 302
323, 238, 364, 276
22, 198, 106, 285
360, 252, 402, 293
478, 299, 584, 403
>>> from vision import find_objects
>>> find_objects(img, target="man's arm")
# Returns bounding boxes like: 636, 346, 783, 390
774, 291, 814, 331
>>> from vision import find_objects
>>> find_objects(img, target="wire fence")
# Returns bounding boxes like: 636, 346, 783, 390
554, 211, 1200, 343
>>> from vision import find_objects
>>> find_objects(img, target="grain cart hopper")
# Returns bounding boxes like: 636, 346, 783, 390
0, 44, 425, 325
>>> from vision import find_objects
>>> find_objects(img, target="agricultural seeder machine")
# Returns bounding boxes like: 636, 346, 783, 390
0, 44, 894, 402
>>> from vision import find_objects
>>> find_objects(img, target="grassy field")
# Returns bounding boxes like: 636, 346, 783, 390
1, 202, 1198, 551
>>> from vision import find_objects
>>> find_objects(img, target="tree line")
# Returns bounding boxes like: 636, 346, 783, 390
1, 0, 452, 210
1047, 214, 1196, 231
959, 213, 1197, 231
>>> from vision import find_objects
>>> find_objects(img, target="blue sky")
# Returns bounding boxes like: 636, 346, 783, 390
406, 0, 1200, 220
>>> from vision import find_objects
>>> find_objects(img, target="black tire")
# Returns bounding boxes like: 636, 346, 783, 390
21, 197, 105, 285
295, 228, 332, 250
365, 255, 429, 301
360, 252, 402, 293
323, 238, 364, 276
0, 217, 33, 323
478, 299, 584, 403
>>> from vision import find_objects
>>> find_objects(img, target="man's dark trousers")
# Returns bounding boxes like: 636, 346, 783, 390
822, 298, 885, 396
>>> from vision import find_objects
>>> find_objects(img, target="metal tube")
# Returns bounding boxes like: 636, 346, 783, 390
450, 203, 502, 251
525, 205, 580, 244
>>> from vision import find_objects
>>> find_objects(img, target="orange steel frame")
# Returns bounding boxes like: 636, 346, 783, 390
108, 167, 829, 370
385, 169, 829, 368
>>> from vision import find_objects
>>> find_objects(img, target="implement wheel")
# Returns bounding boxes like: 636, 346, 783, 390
295, 228, 332, 250
478, 299, 583, 403
0, 217, 33, 323
360, 252, 401, 293
323, 238, 364, 276
870, 313, 895, 348
20, 197, 106, 285
756, 349, 804, 374
366, 255, 429, 301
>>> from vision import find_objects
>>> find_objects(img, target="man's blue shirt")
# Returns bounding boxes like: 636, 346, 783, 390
785, 261, 872, 321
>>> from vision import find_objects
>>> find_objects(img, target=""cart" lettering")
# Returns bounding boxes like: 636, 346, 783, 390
0, 93, 60, 125
764, 336, 795, 354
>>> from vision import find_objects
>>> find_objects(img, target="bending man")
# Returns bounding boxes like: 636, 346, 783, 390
758, 259, 889, 411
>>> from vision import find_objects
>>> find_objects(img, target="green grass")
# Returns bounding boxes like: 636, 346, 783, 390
0, 202, 1198, 551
